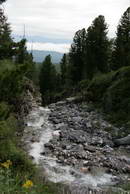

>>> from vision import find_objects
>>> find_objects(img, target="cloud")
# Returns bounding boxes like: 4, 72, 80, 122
27, 42, 70, 53
4, 0, 130, 52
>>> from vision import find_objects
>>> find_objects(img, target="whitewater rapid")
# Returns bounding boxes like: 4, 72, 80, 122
24, 105, 115, 189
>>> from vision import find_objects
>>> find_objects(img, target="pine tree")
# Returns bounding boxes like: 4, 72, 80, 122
85, 15, 109, 79
39, 55, 57, 94
60, 53, 67, 85
15, 38, 28, 64
0, 8, 13, 59
69, 28, 87, 84
112, 7, 130, 70
0, 0, 6, 4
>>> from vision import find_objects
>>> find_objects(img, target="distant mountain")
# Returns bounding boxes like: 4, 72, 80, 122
29, 50, 63, 64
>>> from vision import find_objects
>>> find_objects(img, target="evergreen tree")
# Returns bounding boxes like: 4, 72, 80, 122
15, 38, 28, 64
85, 15, 109, 79
60, 53, 67, 85
39, 55, 57, 94
69, 28, 87, 84
0, 8, 13, 59
0, 0, 6, 4
0, 8, 32, 64
112, 7, 130, 70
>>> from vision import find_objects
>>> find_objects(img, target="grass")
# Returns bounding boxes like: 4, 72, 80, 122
0, 164, 61, 194
0, 101, 61, 194
0, 60, 62, 194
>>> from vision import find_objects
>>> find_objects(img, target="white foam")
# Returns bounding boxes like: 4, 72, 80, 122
26, 106, 114, 187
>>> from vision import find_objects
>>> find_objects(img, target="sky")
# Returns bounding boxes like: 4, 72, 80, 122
3, 0, 130, 53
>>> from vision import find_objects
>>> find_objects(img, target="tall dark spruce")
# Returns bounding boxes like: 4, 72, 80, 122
0, 0, 6, 4
0, 8, 13, 59
39, 55, 57, 94
60, 53, 67, 85
69, 28, 87, 84
112, 7, 130, 70
85, 15, 109, 79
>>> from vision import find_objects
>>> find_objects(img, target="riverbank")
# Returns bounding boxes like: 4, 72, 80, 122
0, 77, 62, 194
21, 97, 130, 193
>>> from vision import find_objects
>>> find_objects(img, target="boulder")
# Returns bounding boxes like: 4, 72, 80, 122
114, 135, 130, 146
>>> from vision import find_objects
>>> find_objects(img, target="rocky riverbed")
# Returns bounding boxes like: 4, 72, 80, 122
21, 98, 130, 193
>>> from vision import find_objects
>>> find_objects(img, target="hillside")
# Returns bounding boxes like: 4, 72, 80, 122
29, 50, 63, 63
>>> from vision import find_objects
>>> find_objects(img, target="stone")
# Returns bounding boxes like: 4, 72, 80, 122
114, 134, 130, 146
84, 145, 96, 152
23, 97, 130, 189
52, 130, 61, 137
80, 167, 91, 174
44, 143, 54, 149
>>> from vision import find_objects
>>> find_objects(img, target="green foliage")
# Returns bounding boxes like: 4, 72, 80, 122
15, 39, 34, 67
0, 0, 6, 4
39, 55, 56, 93
0, 165, 61, 194
86, 66, 130, 126
87, 71, 116, 101
57, 8, 130, 108
0, 110, 57, 194
67, 15, 109, 85
0, 115, 19, 161
0, 117, 16, 140
0, 8, 13, 60
39, 55, 62, 104
85, 15, 109, 79
15, 39, 27, 64
0, 5, 46, 190
69, 28, 87, 83
0, 102, 59, 194
0, 102, 10, 120
112, 7, 130, 70
60, 53, 67, 85
78, 79, 90, 90
0, 9, 34, 68
0, 60, 31, 102
0, 113, 61, 193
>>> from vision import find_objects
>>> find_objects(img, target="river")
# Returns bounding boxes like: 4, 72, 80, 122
21, 100, 130, 193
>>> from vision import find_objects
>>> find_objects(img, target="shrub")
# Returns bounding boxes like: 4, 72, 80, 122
0, 102, 10, 120
86, 66, 130, 127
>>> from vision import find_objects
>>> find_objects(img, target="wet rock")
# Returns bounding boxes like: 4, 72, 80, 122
66, 145, 72, 150
51, 118, 60, 124
52, 130, 60, 137
119, 156, 130, 165
22, 97, 130, 192
43, 101, 130, 180
55, 123, 67, 130
124, 165, 130, 173
30, 137, 39, 143
40, 151, 45, 155
44, 143, 54, 150
66, 97, 82, 103
29, 155, 34, 160
55, 101, 66, 106
84, 144, 96, 152
102, 145, 114, 153
80, 167, 91, 174
114, 134, 130, 146
91, 136, 103, 146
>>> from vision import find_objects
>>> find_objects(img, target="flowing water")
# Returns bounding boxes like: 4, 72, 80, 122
24, 105, 118, 192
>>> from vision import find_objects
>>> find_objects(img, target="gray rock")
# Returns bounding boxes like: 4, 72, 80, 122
84, 145, 96, 152
114, 134, 130, 146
